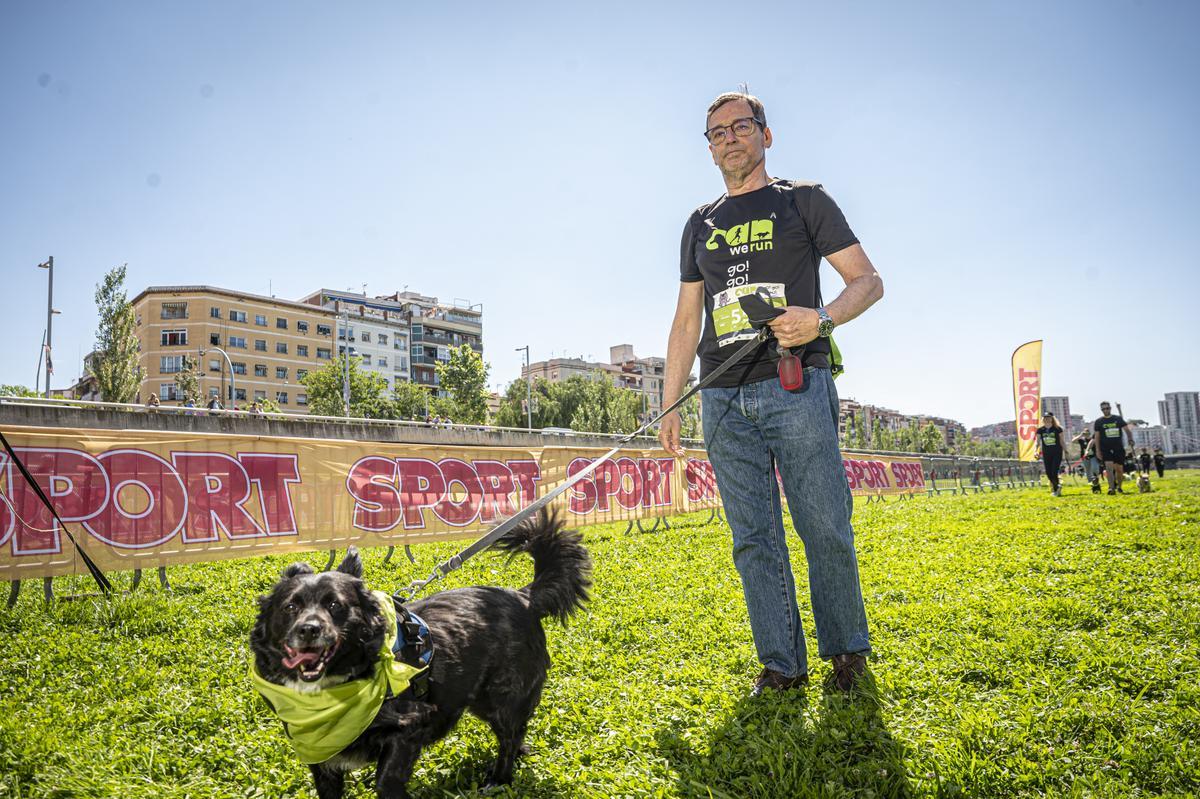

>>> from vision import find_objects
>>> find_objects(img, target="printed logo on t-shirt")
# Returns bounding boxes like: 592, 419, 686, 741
705, 218, 774, 254
1041, 432, 1057, 446
711, 283, 786, 346
1104, 426, 1121, 438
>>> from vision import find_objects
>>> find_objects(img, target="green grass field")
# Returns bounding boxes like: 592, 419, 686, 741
2, 473, 1199, 799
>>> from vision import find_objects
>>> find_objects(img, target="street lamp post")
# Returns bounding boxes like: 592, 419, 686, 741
340, 306, 352, 417
516, 345, 532, 430
37, 257, 53, 398
200, 346, 235, 408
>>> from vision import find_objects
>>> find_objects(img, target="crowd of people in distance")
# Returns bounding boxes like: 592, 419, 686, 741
1037, 401, 1166, 497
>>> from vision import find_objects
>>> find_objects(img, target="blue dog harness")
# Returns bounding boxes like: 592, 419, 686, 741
390, 596, 434, 699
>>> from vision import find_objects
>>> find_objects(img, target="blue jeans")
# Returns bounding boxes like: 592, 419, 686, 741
702, 368, 870, 677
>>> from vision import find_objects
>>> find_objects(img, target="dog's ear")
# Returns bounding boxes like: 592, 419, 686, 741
282, 562, 314, 580
336, 546, 363, 578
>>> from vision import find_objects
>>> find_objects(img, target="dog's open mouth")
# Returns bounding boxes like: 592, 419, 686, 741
281, 641, 340, 681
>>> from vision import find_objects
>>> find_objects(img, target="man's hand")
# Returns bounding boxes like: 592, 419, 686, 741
767, 306, 820, 348
658, 411, 685, 456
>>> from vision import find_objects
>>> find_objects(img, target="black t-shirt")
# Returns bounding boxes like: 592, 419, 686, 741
1139, 452, 1151, 466
1036, 426, 1063, 454
1154, 452, 1165, 465
1093, 415, 1127, 448
679, 180, 859, 387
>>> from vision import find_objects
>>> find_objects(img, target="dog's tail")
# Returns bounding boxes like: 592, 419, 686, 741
493, 507, 591, 624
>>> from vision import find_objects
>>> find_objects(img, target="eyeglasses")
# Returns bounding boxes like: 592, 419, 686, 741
704, 116, 763, 145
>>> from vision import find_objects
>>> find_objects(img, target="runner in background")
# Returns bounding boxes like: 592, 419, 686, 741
1093, 401, 1135, 495
1083, 436, 1103, 493
1035, 412, 1066, 496
1153, 448, 1166, 478
1139, 449, 1152, 476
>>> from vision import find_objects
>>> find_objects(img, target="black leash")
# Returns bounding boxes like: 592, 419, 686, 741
396, 327, 771, 599
0, 428, 113, 595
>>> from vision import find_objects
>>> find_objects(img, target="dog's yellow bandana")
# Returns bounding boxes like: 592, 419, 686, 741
248, 590, 427, 764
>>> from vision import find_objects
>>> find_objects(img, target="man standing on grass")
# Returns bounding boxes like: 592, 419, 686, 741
1093, 401, 1135, 494
659, 91, 884, 695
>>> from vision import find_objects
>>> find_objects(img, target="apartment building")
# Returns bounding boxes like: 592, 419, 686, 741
302, 289, 483, 395
132, 286, 338, 409
299, 289, 412, 391
374, 291, 484, 392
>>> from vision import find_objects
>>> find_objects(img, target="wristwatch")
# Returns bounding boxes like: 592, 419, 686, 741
816, 307, 835, 338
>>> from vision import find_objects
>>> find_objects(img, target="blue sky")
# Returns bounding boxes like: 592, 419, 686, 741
2, 0, 1197, 428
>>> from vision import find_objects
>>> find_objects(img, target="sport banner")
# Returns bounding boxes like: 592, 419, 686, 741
0, 425, 925, 580
1012, 340, 1044, 462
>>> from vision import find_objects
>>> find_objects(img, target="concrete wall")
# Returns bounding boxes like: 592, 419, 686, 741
0, 401, 657, 451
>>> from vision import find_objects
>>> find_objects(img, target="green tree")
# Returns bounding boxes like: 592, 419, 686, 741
393, 381, 432, 421
435, 345, 489, 424
919, 421, 947, 454
0, 384, 39, 398
873, 419, 896, 452
677, 394, 702, 440
174, 355, 201, 404
299, 355, 392, 418
92, 265, 143, 403
570, 376, 641, 434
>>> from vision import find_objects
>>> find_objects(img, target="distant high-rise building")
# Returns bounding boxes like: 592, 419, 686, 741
1041, 395, 1071, 427
1159, 391, 1200, 452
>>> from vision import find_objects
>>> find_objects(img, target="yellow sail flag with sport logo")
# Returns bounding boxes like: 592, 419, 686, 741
1012, 340, 1043, 462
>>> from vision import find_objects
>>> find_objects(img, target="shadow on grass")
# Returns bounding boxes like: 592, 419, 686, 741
657, 672, 913, 799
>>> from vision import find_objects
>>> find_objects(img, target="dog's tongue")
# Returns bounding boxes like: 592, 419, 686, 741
282, 647, 322, 670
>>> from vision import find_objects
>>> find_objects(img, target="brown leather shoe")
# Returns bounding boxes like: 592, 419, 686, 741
826, 653, 868, 692
751, 667, 809, 697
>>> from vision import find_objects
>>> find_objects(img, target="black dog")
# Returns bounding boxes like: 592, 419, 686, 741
250, 509, 591, 798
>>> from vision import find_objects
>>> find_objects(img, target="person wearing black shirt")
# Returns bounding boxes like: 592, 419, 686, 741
1035, 412, 1066, 496
1139, 449, 1152, 475
1153, 448, 1166, 478
1092, 401, 1135, 494
660, 91, 884, 695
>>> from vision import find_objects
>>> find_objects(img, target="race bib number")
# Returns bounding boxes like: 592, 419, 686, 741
712, 283, 786, 347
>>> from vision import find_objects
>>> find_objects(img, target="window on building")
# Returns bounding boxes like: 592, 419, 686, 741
254, 364, 267, 377
254, 390, 267, 401
378, 356, 388, 368
297, 369, 308, 380
317, 324, 331, 336
297, 320, 309, 333
361, 355, 372, 366
210, 332, 220, 346
160, 355, 184, 374
255, 314, 267, 326
255, 339, 267, 351
361, 331, 371, 343
229, 310, 247, 323
297, 345, 308, 357
229, 336, 247, 348
159, 383, 180, 401
160, 302, 187, 320
276, 367, 288, 379
276, 318, 288, 330
276, 342, 288, 354
160, 329, 188, 346
297, 394, 308, 406
378, 334, 388, 346
210, 307, 221, 319
232, 362, 247, 375
276, 392, 288, 404
317, 348, 331, 360
208, 359, 221, 372
234, 388, 247, 401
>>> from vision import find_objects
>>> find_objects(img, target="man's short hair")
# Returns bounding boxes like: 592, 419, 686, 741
707, 92, 767, 126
